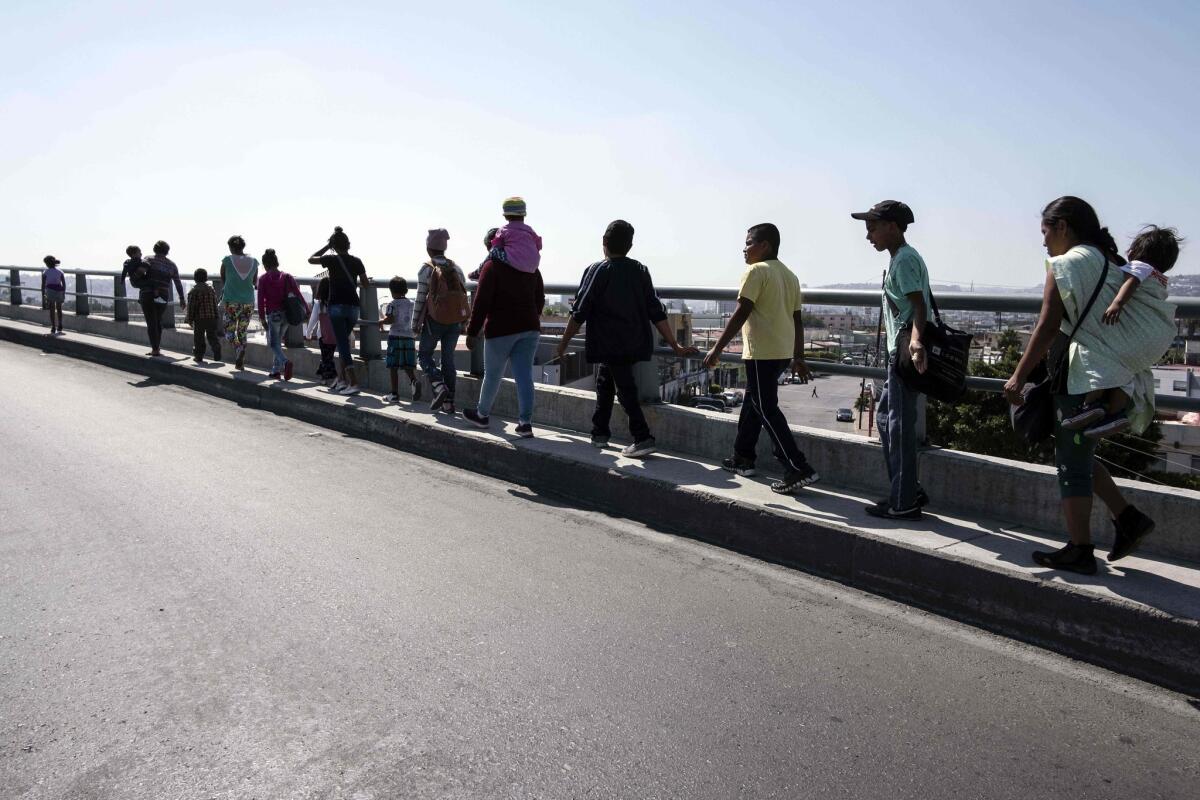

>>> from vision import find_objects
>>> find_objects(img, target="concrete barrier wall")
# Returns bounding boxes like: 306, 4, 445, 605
5, 304, 1198, 564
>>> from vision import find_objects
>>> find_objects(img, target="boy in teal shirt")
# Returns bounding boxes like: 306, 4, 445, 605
851, 200, 931, 520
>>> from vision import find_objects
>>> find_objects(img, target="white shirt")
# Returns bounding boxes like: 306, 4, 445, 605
386, 297, 415, 338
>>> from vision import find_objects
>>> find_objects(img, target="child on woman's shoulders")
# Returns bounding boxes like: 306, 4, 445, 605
484, 197, 541, 273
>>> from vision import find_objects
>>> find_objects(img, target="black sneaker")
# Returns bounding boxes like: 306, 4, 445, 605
1083, 412, 1131, 439
463, 408, 489, 428
430, 382, 449, 411
874, 488, 930, 509
590, 434, 610, 448
1060, 401, 1106, 430
443, 401, 456, 415
412, 381, 422, 402
721, 456, 756, 477
771, 466, 820, 494
515, 423, 534, 439
864, 499, 922, 520
1108, 505, 1155, 562
1032, 542, 1098, 575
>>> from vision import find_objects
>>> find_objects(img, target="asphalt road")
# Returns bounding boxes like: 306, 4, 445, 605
1, 341, 1198, 800
777, 373, 871, 435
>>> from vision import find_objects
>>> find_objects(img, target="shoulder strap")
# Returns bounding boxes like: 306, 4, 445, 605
334, 254, 356, 285
927, 286, 943, 326
1066, 255, 1111, 343
427, 263, 441, 297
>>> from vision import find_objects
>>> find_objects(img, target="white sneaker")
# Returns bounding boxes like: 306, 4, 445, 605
382, 393, 398, 403
330, 381, 347, 392
339, 384, 361, 396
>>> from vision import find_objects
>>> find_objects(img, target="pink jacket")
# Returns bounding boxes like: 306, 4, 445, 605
493, 221, 542, 272
257, 270, 308, 319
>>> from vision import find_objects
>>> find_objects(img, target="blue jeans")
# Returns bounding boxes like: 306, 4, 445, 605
477, 330, 539, 423
328, 303, 359, 365
265, 310, 288, 373
418, 319, 461, 398
877, 356, 922, 509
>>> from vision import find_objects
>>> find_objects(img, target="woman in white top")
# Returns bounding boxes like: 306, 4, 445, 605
1003, 197, 1156, 575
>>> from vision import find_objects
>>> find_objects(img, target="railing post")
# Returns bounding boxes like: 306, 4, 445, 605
10, 269, 21, 306
162, 282, 176, 329
75, 273, 90, 317
114, 273, 128, 322
359, 279, 381, 364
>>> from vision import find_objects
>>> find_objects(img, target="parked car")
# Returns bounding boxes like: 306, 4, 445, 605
691, 397, 729, 413
722, 391, 743, 407
836, 408, 854, 422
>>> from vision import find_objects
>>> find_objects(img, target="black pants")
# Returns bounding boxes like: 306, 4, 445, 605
735, 359, 810, 472
138, 296, 166, 351
592, 362, 650, 442
193, 318, 222, 360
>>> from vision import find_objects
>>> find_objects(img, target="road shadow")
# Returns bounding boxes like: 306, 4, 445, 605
126, 377, 163, 389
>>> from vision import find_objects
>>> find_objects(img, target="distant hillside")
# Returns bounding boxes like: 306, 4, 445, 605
818, 272, 1200, 297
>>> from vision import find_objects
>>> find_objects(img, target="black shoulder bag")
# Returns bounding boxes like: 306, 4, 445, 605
1011, 258, 1110, 443
894, 288, 974, 403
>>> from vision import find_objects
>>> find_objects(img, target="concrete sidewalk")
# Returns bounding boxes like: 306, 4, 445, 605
3, 317, 1199, 695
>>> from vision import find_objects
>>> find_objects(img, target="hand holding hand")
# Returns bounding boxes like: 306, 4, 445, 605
702, 347, 721, 370
791, 357, 812, 381
555, 342, 568, 362
466, 335, 478, 350
674, 344, 700, 358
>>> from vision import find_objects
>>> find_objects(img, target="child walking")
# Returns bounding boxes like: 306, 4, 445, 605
381, 276, 419, 402
306, 276, 339, 385
485, 197, 542, 273
186, 268, 222, 363
41, 255, 66, 334
1061, 225, 1182, 438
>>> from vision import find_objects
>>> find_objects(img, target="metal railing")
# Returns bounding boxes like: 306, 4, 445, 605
4, 264, 1200, 411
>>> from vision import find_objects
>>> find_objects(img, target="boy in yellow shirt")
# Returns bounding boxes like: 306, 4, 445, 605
704, 223, 819, 493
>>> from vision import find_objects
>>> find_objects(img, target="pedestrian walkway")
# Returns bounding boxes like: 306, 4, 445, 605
2, 316, 1198, 693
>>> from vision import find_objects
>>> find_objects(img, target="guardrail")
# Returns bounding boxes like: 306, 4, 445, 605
4, 264, 1199, 411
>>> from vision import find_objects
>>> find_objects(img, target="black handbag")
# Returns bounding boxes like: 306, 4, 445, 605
894, 289, 973, 403
284, 293, 305, 326
1010, 259, 1110, 443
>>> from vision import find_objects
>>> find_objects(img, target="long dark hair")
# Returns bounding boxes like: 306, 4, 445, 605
1041, 196, 1126, 266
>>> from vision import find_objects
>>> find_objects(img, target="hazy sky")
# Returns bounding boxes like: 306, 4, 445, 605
3, 0, 1197, 288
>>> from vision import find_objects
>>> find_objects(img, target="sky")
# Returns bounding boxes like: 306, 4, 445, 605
2, 0, 1198, 289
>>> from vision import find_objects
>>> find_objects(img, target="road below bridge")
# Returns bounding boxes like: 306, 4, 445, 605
1, 341, 1198, 799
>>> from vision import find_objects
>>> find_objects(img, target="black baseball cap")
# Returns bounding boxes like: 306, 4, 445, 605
43, 255, 60, 266
851, 200, 914, 225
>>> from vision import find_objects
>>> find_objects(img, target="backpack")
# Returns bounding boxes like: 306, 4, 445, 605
427, 262, 470, 325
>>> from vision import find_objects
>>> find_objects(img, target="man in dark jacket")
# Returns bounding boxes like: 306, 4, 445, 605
557, 220, 696, 457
